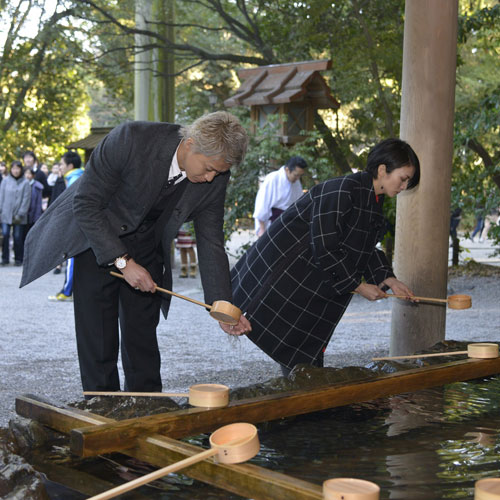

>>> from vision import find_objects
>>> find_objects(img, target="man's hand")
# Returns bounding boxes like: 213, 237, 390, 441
121, 259, 157, 293
354, 282, 388, 301
219, 314, 252, 336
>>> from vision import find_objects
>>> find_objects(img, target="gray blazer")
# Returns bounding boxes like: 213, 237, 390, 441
21, 121, 232, 314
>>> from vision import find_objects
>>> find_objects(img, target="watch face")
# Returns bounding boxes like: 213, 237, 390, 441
116, 257, 126, 269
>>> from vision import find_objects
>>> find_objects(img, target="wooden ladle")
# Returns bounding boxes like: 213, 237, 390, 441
475, 478, 500, 500
385, 293, 471, 309
323, 478, 380, 500
372, 342, 498, 362
110, 271, 241, 325
83, 383, 230, 408
87, 422, 259, 500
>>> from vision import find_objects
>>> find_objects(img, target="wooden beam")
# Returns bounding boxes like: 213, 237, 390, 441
15, 395, 323, 500
69, 358, 500, 457
238, 60, 332, 78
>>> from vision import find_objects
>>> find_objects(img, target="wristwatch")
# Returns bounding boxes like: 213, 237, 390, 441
114, 254, 131, 270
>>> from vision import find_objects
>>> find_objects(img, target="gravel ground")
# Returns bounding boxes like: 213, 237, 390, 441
0, 237, 499, 427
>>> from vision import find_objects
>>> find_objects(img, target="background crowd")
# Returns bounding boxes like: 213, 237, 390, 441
0, 150, 81, 272
1, 147, 498, 281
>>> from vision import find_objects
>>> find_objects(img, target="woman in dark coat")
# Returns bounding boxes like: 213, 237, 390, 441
231, 138, 420, 374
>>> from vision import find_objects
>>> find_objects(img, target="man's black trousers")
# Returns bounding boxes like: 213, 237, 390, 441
73, 222, 163, 392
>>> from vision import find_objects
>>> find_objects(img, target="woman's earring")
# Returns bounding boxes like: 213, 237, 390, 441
381, 185, 384, 190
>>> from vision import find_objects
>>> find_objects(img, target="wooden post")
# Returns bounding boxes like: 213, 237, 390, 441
391, 0, 458, 355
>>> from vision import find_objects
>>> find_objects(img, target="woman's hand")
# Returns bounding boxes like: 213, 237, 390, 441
219, 314, 252, 336
380, 277, 417, 301
354, 282, 388, 301
121, 259, 157, 293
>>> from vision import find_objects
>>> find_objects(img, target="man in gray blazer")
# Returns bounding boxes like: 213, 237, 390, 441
21, 111, 251, 392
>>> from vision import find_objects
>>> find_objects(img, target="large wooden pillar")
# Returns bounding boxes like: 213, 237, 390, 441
390, 0, 458, 355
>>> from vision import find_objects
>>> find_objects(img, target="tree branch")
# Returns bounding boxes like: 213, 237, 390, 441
78, 0, 269, 66
467, 138, 500, 191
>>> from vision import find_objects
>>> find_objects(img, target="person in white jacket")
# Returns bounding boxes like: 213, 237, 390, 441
253, 156, 307, 237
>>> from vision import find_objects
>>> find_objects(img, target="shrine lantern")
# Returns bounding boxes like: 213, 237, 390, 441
225, 59, 339, 145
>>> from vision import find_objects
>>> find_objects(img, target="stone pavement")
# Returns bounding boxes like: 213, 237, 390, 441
0, 233, 498, 426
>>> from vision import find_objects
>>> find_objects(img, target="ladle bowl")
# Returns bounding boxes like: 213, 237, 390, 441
475, 478, 500, 500
209, 422, 260, 464
209, 300, 241, 325
447, 294, 472, 310
323, 478, 380, 500
188, 383, 230, 407
468, 343, 499, 359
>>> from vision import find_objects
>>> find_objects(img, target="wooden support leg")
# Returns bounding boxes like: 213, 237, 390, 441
15, 395, 323, 500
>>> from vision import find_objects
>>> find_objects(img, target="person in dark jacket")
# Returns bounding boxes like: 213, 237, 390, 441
48, 151, 84, 301
24, 168, 44, 232
231, 138, 420, 375
23, 151, 50, 199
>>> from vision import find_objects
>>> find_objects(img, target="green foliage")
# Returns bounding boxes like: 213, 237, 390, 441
0, 0, 498, 255
454, 1, 500, 248
223, 112, 283, 241
223, 111, 341, 242
0, 2, 90, 164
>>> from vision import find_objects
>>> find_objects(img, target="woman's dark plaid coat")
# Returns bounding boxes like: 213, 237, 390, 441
231, 171, 395, 369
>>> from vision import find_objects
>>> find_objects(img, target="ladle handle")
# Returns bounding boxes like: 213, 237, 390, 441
83, 391, 189, 398
385, 293, 448, 304
88, 434, 249, 500
88, 447, 218, 500
110, 271, 211, 309
372, 350, 468, 361
351, 291, 446, 304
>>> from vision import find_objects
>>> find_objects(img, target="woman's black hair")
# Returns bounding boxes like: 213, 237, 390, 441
365, 138, 420, 189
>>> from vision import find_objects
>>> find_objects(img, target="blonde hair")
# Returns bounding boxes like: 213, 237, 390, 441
180, 111, 248, 167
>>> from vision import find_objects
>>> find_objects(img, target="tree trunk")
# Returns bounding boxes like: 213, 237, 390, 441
467, 138, 500, 191
134, 0, 152, 121
452, 237, 460, 266
313, 112, 352, 174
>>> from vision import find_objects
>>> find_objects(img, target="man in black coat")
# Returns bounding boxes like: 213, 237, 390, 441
21, 112, 251, 392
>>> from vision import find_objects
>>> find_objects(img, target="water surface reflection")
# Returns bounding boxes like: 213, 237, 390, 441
253, 375, 500, 499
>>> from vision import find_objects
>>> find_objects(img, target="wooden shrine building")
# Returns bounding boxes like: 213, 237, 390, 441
224, 59, 339, 145
66, 126, 112, 164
